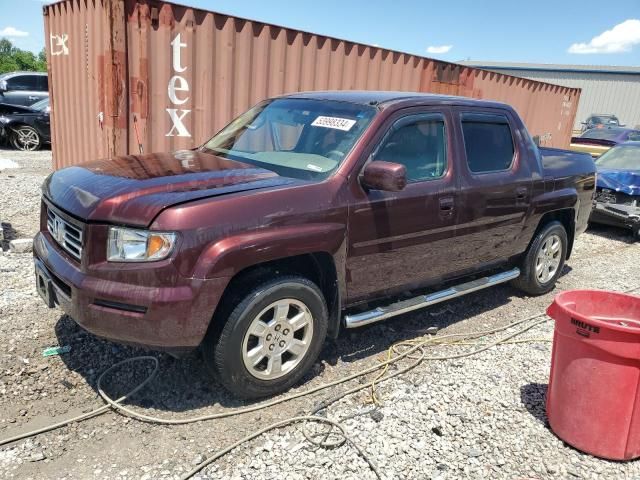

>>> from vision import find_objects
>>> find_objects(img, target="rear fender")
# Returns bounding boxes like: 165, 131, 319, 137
531, 188, 578, 215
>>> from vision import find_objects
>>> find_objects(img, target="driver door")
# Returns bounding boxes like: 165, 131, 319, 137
346, 108, 460, 303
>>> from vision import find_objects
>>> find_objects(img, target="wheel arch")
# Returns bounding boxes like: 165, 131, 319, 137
534, 209, 576, 259
206, 251, 342, 345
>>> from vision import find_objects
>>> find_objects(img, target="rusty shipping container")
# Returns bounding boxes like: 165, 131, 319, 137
44, 0, 581, 169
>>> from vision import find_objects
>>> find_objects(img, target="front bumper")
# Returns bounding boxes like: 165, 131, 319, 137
33, 231, 230, 355
590, 202, 640, 236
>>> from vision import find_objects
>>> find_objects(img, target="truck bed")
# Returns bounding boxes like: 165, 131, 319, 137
538, 147, 597, 178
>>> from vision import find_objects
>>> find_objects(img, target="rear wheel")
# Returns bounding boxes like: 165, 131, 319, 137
204, 276, 328, 399
512, 221, 567, 296
11, 125, 41, 151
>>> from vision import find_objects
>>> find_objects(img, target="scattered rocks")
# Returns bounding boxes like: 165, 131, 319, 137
466, 448, 483, 458
28, 451, 46, 462
9, 238, 33, 254
370, 410, 384, 423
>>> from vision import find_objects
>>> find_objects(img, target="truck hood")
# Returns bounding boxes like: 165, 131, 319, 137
597, 168, 640, 196
43, 150, 299, 226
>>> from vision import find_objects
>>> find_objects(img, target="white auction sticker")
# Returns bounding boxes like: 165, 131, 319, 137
311, 116, 357, 131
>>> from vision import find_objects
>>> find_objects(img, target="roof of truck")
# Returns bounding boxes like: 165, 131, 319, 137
283, 90, 510, 109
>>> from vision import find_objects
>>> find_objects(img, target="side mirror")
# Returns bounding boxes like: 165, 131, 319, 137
361, 160, 407, 192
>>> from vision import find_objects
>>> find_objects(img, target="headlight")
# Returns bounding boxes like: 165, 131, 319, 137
107, 227, 177, 262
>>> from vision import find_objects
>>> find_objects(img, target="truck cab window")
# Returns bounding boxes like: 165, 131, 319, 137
374, 117, 447, 182
461, 115, 515, 173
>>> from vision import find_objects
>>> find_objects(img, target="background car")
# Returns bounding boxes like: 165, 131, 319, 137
569, 127, 640, 157
581, 114, 623, 132
0, 97, 50, 150
590, 141, 640, 240
0, 71, 49, 107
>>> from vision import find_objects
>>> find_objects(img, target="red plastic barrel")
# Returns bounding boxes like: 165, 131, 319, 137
546, 289, 640, 460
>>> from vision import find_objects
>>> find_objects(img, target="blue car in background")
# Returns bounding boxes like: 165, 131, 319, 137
591, 142, 640, 240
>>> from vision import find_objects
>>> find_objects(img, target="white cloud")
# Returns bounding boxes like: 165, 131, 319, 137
0, 26, 29, 38
426, 45, 453, 54
568, 19, 640, 54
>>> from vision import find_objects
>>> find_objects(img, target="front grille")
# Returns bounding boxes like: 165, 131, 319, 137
46, 207, 84, 260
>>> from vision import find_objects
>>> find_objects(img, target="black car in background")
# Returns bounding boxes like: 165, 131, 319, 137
581, 114, 623, 132
0, 98, 51, 151
0, 72, 49, 107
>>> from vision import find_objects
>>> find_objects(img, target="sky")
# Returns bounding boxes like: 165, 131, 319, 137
1, 0, 639, 66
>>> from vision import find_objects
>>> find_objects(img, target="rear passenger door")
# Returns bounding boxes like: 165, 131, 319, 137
452, 110, 533, 271
347, 108, 459, 302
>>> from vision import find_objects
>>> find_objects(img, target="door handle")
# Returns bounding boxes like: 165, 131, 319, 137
439, 196, 455, 217
515, 187, 528, 200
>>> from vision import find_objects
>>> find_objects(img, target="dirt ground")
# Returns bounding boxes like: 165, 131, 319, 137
1, 147, 640, 479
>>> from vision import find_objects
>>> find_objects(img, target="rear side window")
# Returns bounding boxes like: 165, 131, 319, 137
461, 114, 515, 173
6, 75, 39, 91
374, 114, 447, 182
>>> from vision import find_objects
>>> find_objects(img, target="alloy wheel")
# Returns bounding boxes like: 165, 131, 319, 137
241, 299, 314, 380
535, 233, 562, 283
11, 126, 41, 151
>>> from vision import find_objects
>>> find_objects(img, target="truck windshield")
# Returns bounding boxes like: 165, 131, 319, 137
595, 145, 640, 170
202, 98, 377, 180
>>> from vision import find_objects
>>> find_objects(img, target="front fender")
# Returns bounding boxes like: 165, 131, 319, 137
192, 223, 347, 280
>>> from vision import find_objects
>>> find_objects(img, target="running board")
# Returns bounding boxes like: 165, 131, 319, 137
344, 268, 521, 329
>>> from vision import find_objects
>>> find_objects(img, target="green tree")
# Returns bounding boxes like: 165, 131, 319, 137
0, 38, 47, 74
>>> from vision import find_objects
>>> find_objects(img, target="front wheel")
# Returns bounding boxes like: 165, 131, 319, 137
204, 276, 328, 399
512, 221, 568, 296
11, 125, 41, 151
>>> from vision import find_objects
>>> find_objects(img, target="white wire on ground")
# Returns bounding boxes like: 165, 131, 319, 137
1, 286, 638, 479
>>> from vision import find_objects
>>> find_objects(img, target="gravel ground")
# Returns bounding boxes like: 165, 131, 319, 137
1, 147, 640, 479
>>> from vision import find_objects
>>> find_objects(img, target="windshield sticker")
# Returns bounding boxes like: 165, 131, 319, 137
306, 164, 323, 172
311, 116, 357, 131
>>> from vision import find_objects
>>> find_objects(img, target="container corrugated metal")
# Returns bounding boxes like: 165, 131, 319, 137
44, 0, 581, 169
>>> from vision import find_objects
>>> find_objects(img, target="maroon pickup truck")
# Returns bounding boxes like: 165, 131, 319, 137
34, 91, 596, 398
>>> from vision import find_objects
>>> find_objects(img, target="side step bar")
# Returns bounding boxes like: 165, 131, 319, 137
344, 268, 520, 329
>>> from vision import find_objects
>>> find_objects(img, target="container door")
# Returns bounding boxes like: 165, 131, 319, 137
346, 108, 459, 303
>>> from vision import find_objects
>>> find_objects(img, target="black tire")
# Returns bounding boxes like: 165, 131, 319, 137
512, 221, 568, 296
11, 125, 41, 151
203, 276, 328, 399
